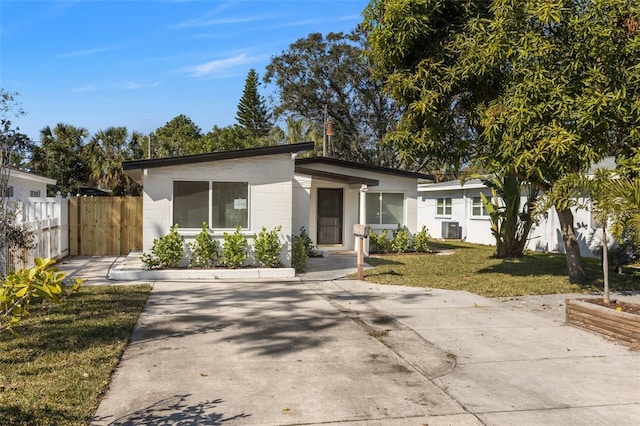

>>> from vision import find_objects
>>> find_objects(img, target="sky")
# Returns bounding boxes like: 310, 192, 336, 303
0, 0, 368, 143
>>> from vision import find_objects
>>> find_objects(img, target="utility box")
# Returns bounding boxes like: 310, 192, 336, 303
442, 221, 462, 239
353, 224, 371, 238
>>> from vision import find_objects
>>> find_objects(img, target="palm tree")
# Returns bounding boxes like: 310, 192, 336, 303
87, 127, 141, 196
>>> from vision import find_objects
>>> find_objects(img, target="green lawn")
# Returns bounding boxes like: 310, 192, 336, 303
0, 284, 152, 426
361, 241, 640, 297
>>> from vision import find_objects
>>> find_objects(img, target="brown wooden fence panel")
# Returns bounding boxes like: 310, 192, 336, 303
69, 196, 142, 256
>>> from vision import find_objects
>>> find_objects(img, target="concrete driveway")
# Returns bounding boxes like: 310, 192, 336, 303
65, 256, 640, 425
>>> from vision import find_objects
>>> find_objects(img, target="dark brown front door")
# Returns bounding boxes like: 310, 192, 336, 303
317, 188, 343, 245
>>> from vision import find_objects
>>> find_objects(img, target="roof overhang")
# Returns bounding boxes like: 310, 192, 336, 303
8, 167, 57, 185
295, 166, 379, 186
295, 157, 434, 181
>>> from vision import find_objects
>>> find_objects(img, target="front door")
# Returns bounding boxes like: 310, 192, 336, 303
317, 188, 343, 245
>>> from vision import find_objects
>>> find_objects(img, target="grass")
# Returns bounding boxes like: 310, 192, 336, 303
360, 241, 640, 297
0, 284, 152, 426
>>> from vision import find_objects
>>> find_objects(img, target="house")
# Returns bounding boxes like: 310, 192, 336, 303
418, 179, 596, 257
123, 142, 432, 267
6, 167, 56, 200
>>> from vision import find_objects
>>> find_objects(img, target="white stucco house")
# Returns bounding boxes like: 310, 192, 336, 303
123, 142, 432, 267
6, 167, 55, 200
418, 179, 596, 257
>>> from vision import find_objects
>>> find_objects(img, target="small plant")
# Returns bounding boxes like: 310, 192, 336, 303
141, 224, 185, 269
292, 231, 309, 272
0, 257, 84, 334
412, 226, 432, 253
220, 226, 248, 268
297, 226, 316, 257
189, 223, 219, 268
369, 229, 392, 254
392, 225, 411, 253
254, 226, 283, 268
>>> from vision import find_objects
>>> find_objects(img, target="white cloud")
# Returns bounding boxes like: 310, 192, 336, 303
71, 84, 96, 93
183, 53, 254, 78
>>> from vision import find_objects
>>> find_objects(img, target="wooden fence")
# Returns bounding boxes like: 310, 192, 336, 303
69, 196, 142, 256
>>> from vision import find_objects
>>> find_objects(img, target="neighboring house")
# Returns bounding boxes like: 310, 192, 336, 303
6, 167, 55, 202
4, 168, 69, 270
123, 142, 432, 267
418, 179, 596, 258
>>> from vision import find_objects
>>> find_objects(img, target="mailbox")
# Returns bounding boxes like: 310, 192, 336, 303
353, 224, 370, 238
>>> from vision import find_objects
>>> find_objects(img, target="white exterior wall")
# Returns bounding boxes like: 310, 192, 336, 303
418, 184, 597, 257
296, 165, 419, 251
7, 169, 55, 198
142, 154, 295, 266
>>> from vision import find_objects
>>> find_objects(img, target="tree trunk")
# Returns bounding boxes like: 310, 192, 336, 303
601, 223, 610, 304
556, 207, 586, 284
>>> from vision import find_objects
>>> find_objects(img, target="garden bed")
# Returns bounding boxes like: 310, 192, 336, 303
566, 298, 640, 346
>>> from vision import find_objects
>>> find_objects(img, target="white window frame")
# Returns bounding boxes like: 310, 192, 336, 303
29, 190, 41, 197
471, 196, 490, 218
436, 197, 452, 217
172, 180, 250, 230
365, 191, 405, 226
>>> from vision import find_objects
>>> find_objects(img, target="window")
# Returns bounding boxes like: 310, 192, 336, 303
472, 196, 489, 217
212, 182, 248, 228
173, 181, 249, 229
366, 192, 404, 225
29, 190, 41, 197
5, 186, 13, 198
436, 197, 452, 216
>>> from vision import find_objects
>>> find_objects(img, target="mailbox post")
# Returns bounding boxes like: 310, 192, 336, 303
353, 224, 370, 280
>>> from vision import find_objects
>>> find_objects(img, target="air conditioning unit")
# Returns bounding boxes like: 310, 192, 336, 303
442, 221, 462, 239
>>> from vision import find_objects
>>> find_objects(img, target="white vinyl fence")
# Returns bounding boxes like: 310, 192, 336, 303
5, 192, 70, 273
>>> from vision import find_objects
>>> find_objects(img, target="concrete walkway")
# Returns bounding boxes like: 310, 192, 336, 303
57, 257, 640, 425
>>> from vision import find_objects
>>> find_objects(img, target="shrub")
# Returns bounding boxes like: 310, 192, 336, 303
369, 229, 392, 254
254, 226, 283, 268
297, 226, 316, 257
189, 222, 219, 268
220, 226, 248, 269
413, 226, 432, 253
141, 224, 185, 269
1, 257, 84, 334
292, 231, 309, 272
392, 225, 411, 253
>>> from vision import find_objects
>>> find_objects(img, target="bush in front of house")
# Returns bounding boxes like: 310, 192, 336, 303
297, 226, 316, 257
413, 226, 432, 253
220, 226, 248, 269
189, 222, 219, 268
369, 229, 393, 254
141, 224, 185, 269
291, 229, 309, 272
254, 226, 283, 268
392, 225, 411, 253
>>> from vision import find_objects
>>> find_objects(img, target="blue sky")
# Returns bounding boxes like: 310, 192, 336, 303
1, 0, 368, 142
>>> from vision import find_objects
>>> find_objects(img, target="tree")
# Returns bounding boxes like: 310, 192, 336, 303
152, 114, 202, 158
31, 124, 90, 195
364, 0, 640, 283
265, 30, 405, 168
236, 69, 272, 141
197, 125, 252, 153
1, 90, 34, 277
87, 127, 143, 195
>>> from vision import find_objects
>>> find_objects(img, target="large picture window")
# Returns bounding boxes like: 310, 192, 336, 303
173, 181, 248, 229
436, 197, 452, 216
366, 192, 404, 225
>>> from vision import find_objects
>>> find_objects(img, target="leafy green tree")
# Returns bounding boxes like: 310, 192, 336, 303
152, 114, 202, 158
265, 30, 405, 167
364, 0, 640, 283
31, 123, 90, 195
87, 127, 142, 195
1, 89, 34, 276
197, 125, 252, 153
236, 69, 272, 141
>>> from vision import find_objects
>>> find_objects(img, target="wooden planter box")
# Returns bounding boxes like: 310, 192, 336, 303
566, 298, 640, 345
